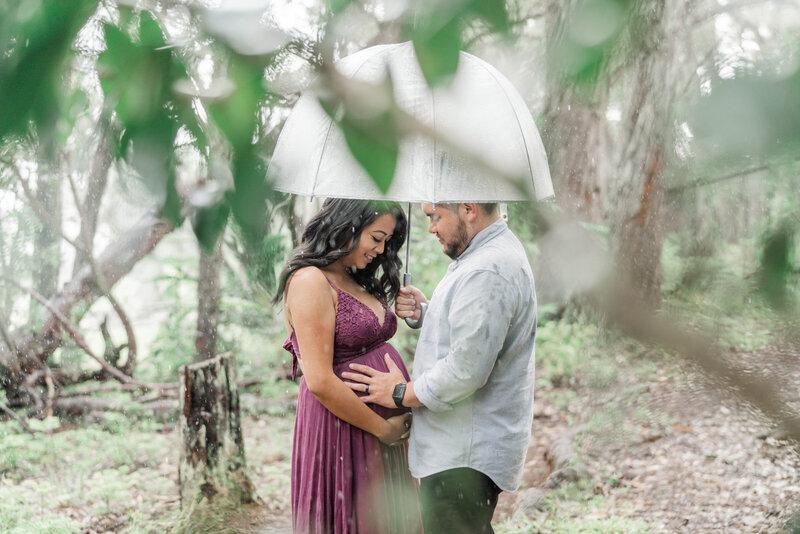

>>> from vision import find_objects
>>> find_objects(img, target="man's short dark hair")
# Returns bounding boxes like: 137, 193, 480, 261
476, 203, 498, 216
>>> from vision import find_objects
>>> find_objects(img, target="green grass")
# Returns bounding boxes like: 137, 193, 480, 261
496, 481, 653, 534
0, 418, 178, 533
535, 321, 600, 386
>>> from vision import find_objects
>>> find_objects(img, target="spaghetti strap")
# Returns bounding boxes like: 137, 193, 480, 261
320, 273, 340, 292
285, 268, 338, 298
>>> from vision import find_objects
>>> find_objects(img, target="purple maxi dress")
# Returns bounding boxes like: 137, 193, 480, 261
283, 277, 423, 534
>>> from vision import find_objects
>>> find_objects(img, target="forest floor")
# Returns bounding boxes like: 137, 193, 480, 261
235, 331, 800, 533
2, 321, 799, 533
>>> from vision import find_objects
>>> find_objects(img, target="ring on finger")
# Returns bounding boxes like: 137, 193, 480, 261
365, 384, 369, 394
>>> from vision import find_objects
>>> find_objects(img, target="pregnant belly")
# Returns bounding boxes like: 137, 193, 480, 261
332, 342, 410, 419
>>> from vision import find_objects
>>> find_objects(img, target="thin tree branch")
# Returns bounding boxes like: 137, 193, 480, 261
0, 399, 34, 433
66, 172, 138, 375
44, 365, 55, 417
57, 382, 177, 397
667, 157, 800, 195
0, 157, 86, 253
463, 11, 547, 49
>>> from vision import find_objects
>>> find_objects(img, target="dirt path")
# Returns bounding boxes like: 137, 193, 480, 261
494, 345, 800, 533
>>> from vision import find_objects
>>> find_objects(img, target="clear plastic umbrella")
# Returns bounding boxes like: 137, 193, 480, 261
268, 41, 553, 203
267, 41, 554, 325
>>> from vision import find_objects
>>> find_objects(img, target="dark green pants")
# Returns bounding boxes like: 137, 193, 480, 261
419, 467, 501, 534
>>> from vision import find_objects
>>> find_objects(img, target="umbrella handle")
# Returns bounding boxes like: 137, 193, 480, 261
405, 302, 428, 329
403, 272, 427, 329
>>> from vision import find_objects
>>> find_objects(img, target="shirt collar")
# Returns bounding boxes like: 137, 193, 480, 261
452, 217, 507, 265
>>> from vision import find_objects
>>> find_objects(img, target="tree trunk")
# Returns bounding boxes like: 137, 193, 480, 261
610, 0, 673, 308
195, 241, 223, 363
33, 173, 61, 315
0, 211, 173, 400
543, 0, 609, 225
72, 119, 114, 276
177, 353, 257, 529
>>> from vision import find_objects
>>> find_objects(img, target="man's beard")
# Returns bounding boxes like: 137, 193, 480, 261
443, 218, 469, 259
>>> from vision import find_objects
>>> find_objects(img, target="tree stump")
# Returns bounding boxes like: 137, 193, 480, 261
177, 353, 257, 530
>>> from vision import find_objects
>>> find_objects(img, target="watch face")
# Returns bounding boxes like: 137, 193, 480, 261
392, 383, 406, 407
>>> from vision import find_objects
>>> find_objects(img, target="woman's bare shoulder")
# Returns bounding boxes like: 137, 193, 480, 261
287, 266, 331, 295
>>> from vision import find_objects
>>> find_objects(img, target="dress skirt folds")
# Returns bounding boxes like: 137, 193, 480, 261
283, 279, 422, 534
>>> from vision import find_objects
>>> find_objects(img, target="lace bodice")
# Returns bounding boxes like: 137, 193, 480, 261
283, 276, 397, 379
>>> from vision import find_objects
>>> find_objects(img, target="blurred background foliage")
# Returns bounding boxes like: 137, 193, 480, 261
1, 0, 800, 530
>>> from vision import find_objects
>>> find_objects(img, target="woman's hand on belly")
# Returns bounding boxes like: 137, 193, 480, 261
377, 412, 412, 446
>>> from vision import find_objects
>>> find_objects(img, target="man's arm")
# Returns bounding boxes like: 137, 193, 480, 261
413, 269, 515, 411
343, 353, 424, 408
343, 270, 515, 411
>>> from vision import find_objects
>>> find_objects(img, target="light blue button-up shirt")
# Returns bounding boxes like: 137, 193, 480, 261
409, 218, 537, 492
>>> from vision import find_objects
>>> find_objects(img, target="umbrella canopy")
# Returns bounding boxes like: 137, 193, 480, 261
267, 41, 554, 203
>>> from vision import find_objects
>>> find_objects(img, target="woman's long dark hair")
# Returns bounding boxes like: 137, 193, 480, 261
274, 198, 407, 304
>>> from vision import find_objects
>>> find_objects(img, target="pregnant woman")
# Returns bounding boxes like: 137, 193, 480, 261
274, 198, 422, 534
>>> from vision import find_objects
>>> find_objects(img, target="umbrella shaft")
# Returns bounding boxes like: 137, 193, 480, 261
405, 202, 412, 273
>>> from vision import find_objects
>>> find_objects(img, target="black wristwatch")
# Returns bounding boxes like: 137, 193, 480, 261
392, 382, 407, 408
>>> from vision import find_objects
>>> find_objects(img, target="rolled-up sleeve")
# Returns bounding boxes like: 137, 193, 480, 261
414, 269, 515, 412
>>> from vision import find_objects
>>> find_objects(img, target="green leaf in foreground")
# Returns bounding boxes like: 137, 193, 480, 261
412, 18, 462, 87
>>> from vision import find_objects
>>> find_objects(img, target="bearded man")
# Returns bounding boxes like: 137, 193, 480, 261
343, 202, 538, 534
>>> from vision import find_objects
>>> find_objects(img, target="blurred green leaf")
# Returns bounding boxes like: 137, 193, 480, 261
551, 0, 632, 86
317, 71, 399, 193
758, 224, 796, 310
208, 55, 270, 151
100, 11, 191, 224
412, 18, 462, 87
99, 24, 172, 129
468, 0, 509, 33
0, 0, 96, 147
339, 109, 399, 194
404, 0, 510, 88
120, 114, 181, 224
56, 89, 89, 147
138, 11, 167, 48
163, 172, 183, 228
193, 203, 231, 254
227, 148, 270, 243
326, 0, 353, 16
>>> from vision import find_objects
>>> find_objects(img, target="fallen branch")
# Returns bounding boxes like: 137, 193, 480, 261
4, 276, 136, 384
0, 399, 34, 433
53, 396, 178, 418
44, 365, 56, 417
0, 210, 173, 396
